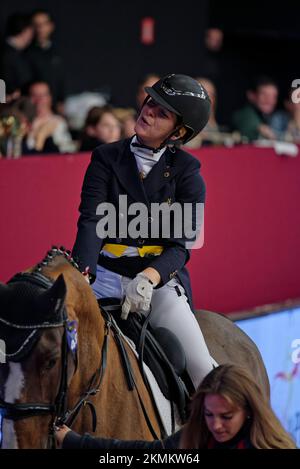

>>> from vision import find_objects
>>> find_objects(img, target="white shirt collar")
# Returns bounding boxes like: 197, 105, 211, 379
130, 135, 166, 162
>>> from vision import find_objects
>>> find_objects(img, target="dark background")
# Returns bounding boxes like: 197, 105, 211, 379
0, 0, 298, 123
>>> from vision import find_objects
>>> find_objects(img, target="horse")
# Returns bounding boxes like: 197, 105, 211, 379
0, 247, 270, 449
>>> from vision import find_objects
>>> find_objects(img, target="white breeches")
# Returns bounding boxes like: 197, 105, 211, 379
93, 264, 216, 388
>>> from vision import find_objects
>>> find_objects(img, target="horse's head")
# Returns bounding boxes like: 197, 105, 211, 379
0, 248, 101, 449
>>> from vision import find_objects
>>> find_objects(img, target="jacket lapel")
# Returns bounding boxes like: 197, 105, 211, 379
111, 141, 185, 202
143, 149, 182, 197
111, 140, 149, 206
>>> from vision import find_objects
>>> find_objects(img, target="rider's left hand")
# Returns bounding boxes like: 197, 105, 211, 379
54, 424, 71, 448
121, 273, 154, 320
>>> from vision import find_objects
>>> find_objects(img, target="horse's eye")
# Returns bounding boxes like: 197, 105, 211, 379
45, 358, 57, 370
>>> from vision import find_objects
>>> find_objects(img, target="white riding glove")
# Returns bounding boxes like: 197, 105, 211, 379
121, 273, 154, 320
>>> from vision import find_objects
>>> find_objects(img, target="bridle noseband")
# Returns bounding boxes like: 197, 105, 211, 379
0, 270, 106, 449
0, 250, 161, 447
0, 272, 72, 447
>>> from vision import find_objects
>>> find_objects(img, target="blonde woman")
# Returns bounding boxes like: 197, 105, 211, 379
56, 364, 296, 449
180, 364, 296, 449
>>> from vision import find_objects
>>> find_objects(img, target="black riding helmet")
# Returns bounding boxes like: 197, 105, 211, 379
144, 73, 211, 145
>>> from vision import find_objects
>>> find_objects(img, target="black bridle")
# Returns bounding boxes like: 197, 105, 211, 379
0, 271, 110, 449
0, 257, 161, 447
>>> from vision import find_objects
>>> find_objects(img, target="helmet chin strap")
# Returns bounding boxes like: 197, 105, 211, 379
131, 137, 163, 153
163, 125, 185, 148
133, 124, 184, 153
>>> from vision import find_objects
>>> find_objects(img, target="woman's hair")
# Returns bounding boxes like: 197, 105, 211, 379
83, 105, 116, 130
180, 364, 296, 449
113, 107, 137, 123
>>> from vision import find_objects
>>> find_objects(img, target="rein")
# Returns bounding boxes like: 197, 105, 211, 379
0, 271, 68, 425
0, 269, 110, 449
0, 249, 161, 448
0, 248, 110, 449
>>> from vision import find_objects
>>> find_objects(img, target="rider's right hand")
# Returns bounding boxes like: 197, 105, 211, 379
121, 273, 153, 320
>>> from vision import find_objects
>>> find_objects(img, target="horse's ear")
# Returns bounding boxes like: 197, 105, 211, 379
37, 274, 67, 321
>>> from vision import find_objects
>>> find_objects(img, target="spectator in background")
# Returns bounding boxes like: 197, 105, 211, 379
27, 81, 75, 153
205, 28, 223, 52
270, 88, 300, 143
199, 27, 251, 128
186, 77, 220, 148
26, 10, 65, 113
15, 96, 59, 154
285, 91, 300, 143
136, 73, 160, 110
201, 28, 224, 84
79, 105, 121, 152
0, 97, 59, 156
232, 76, 279, 142
114, 108, 137, 138
197, 78, 218, 130
0, 13, 34, 101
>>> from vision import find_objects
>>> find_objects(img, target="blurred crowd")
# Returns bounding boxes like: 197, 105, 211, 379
0, 11, 299, 158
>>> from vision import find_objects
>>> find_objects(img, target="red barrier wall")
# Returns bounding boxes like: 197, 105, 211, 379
0, 146, 299, 313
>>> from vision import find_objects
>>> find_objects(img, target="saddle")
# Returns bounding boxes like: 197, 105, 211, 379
98, 299, 194, 424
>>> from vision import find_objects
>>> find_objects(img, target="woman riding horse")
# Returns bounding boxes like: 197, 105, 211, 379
0, 248, 269, 448
73, 74, 216, 389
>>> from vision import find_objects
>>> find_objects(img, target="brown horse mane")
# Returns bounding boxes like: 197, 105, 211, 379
28, 246, 80, 275
31, 246, 104, 387
3, 246, 160, 445
28, 247, 95, 308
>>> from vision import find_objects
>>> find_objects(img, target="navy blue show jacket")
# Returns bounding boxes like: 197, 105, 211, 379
72, 138, 206, 308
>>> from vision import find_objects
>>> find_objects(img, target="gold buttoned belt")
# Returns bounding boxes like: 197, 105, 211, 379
102, 243, 163, 258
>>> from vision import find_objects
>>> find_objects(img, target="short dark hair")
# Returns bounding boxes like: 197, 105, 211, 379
23, 80, 52, 99
5, 13, 32, 37
31, 9, 54, 23
249, 75, 278, 92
